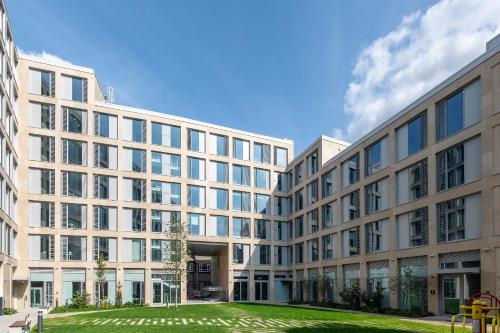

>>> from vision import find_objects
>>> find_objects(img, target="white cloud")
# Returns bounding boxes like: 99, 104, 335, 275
334, 0, 500, 142
18, 49, 74, 67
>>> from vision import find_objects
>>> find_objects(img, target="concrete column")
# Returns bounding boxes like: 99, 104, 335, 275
427, 254, 439, 314
388, 259, 398, 309
144, 268, 152, 304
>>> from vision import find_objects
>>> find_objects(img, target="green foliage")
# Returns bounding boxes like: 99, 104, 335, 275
338, 285, 361, 310
96, 254, 107, 308
70, 292, 90, 309
3, 307, 17, 315
360, 286, 385, 311
50, 302, 147, 314
115, 281, 123, 307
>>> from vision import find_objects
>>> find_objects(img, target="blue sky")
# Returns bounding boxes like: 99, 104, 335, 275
9, 0, 499, 154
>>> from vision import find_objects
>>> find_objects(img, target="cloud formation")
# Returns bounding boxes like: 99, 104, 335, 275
19, 49, 75, 67
334, 0, 500, 142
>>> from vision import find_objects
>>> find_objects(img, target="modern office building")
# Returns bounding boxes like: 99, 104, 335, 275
0, 0, 20, 314
0, 0, 500, 316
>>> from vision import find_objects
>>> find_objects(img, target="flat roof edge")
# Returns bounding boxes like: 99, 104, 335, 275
19, 53, 95, 74
322, 40, 500, 168
94, 101, 294, 145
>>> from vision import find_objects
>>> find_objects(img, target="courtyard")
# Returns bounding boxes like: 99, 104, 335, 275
30, 303, 463, 333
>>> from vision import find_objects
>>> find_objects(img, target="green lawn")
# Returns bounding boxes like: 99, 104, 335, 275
33, 303, 463, 333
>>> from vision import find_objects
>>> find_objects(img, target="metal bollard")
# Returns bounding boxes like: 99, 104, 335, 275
65, 300, 68, 313
37, 310, 43, 333
0, 296, 3, 316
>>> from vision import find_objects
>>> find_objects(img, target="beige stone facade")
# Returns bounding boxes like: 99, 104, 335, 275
0, 0, 19, 311
1, 0, 500, 317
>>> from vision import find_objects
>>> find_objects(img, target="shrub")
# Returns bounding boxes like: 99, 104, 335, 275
70, 292, 90, 309
4, 307, 17, 315
338, 286, 361, 310
360, 287, 384, 312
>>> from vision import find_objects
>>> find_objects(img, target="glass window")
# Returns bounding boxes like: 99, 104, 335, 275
94, 112, 117, 138
437, 144, 465, 191
151, 239, 164, 262
322, 234, 335, 260
446, 91, 464, 137
254, 219, 270, 240
210, 161, 228, 183
64, 140, 84, 165
64, 171, 85, 197
233, 164, 250, 186
63, 108, 86, 134
96, 113, 109, 137
254, 168, 270, 189
151, 152, 181, 177
274, 147, 288, 167
187, 213, 205, 236
232, 243, 249, 264
232, 218, 250, 238
151, 122, 181, 148
294, 162, 303, 185
408, 116, 423, 155
94, 206, 111, 230
322, 201, 335, 228
151, 181, 181, 205
210, 134, 228, 156
187, 185, 205, 208
254, 194, 270, 215
132, 119, 146, 143
365, 141, 381, 176
209, 216, 228, 237
321, 169, 335, 197
211, 188, 228, 210
343, 154, 359, 187
254, 142, 271, 164
438, 197, 466, 242
255, 245, 271, 264
187, 157, 205, 180
188, 129, 205, 153
233, 138, 249, 160
71, 76, 85, 102
306, 150, 318, 177
232, 191, 250, 212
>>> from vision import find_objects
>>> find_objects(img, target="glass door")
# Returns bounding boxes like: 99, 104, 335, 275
255, 281, 268, 301
234, 280, 248, 301
30, 286, 43, 308
152, 281, 162, 304
443, 275, 460, 314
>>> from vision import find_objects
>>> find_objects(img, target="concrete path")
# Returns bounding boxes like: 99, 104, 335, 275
0, 309, 38, 333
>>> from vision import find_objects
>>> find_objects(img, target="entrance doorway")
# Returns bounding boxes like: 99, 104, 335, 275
30, 286, 43, 308
151, 271, 181, 305
441, 273, 480, 314
254, 272, 269, 301
187, 242, 228, 302
233, 271, 249, 302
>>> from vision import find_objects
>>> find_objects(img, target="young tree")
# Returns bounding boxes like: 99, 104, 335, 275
163, 216, 191, 308
115, 281, 123, 307
96, 254, 107, 308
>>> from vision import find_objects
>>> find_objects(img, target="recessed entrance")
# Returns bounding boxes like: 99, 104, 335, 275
441, 273, 480, 314
187, 241, 228, 302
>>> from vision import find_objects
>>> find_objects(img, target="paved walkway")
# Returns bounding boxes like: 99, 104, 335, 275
0, 309, 38, 333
